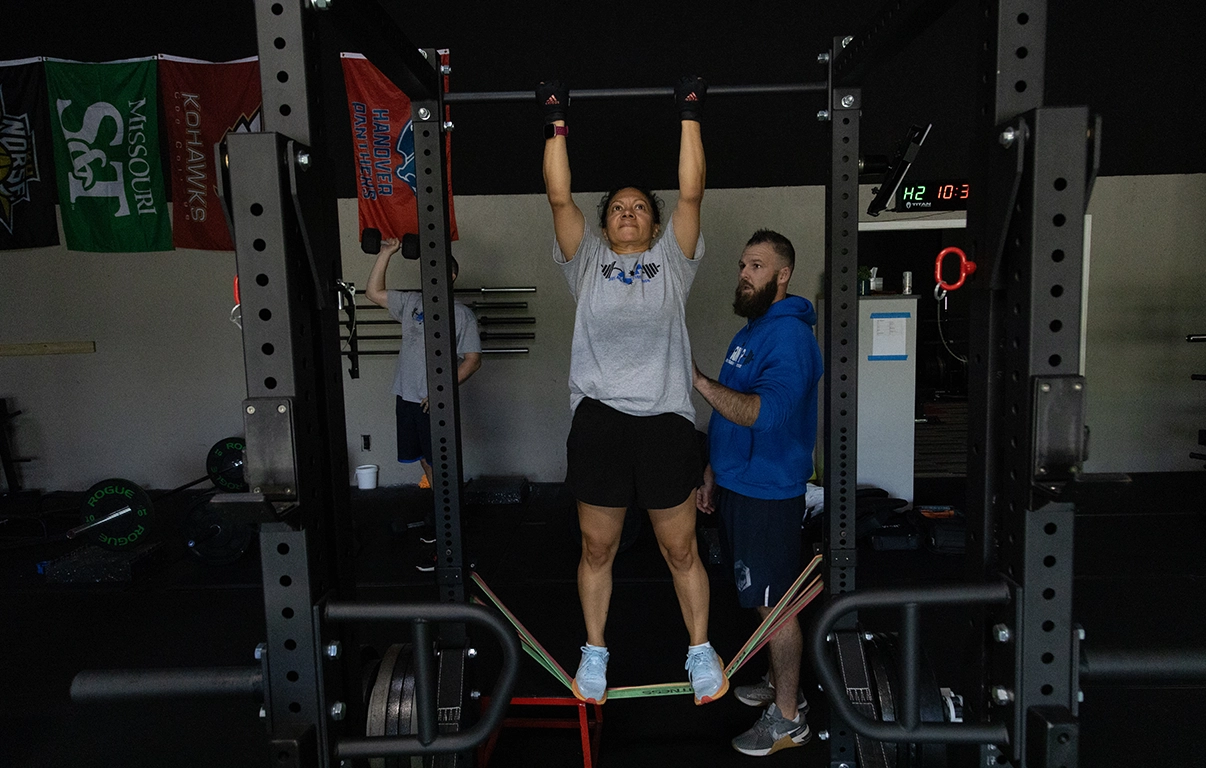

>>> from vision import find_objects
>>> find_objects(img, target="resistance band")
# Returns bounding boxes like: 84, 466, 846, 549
470, 574, 573, 690
724, 553, 824, 677
470, 597, 572, 690
470, 553, 825, 700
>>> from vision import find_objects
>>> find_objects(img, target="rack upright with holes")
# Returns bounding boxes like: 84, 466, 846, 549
818, 0, 1092, 764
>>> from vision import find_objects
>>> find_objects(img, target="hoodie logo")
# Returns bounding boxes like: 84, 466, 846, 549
601, 260, 660, 284
411, 307, 424, 325
725, 345, 752, 368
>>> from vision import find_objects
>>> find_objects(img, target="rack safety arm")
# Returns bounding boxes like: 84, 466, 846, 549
325, 601, 520, 758
809, 581, 1012, 745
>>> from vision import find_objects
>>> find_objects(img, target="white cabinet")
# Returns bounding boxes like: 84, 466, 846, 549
856, 295, 918, 502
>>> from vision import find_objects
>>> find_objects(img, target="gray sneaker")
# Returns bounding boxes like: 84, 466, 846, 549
734, 675, 810, 715
731, 702, 812, 756
685, 645, 729, 705
572, 645, 609, 704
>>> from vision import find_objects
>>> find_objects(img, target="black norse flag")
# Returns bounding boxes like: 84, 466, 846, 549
0, 59, 59, 250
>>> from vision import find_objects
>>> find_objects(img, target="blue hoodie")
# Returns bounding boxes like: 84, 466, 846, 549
707, 295, 823, 500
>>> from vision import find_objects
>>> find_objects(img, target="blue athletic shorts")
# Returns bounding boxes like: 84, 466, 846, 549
395, 396, 432, 465
716, 486, 805, 608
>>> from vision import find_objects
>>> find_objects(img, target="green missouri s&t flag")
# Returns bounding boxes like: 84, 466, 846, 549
45, 58, 171, 252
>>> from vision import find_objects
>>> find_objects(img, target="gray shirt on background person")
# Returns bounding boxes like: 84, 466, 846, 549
386, 290, 482, 403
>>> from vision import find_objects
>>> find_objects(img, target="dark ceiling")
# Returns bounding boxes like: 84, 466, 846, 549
9, 0, 1203, 197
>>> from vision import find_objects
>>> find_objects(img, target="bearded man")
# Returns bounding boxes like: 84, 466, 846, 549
693, 229, 823, 756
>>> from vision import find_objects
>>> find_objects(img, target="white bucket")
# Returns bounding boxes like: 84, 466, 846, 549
355, 464, 379, 490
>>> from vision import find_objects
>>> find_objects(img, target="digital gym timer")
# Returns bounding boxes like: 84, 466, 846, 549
893, 181, 971, 212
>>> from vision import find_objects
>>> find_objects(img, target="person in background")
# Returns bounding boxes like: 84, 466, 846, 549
366, 236, 481, 559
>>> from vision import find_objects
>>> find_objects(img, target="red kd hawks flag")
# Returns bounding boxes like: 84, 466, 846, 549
158, 55, 261, 251
45, 58, 171, 252
341, 51, 457, 242
0, 58, 60, 250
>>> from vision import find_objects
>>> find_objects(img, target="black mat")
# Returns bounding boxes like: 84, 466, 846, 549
2, 473, 1204, 767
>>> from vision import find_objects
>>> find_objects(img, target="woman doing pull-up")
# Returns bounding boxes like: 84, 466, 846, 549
538, 76, 727, 706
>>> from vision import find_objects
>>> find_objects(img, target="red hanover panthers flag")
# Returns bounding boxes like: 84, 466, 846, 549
0, 58, 59, 250
158, 55, 261, 251
340, 52, 457, 241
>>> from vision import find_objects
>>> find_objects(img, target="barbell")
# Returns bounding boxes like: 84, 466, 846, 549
66, 437, 254, 565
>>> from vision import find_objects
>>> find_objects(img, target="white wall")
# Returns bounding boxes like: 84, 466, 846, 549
0, 223, 246, 491
1082, 175, 1206, 472
339, 187, 827, 485
2, 176, 1202, 491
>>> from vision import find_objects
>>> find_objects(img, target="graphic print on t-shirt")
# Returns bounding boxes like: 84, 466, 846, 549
411, 307, 423, 324
725, 345, 752, 368
601, 260, 661, 285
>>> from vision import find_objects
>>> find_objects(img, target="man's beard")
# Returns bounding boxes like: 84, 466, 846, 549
733, 278, 778, 318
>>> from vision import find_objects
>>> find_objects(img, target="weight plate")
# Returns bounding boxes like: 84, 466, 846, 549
865, 635, 897, 723
80, 478, 153, 551
387, 647, 421, 768
368, 644, 421, 768
868, 632, 950, 768
183, 500, 254, 566
205, 437, 248, 492
367, 644, 402, 768
863, 635, 900, 768
361, 646, 382, 709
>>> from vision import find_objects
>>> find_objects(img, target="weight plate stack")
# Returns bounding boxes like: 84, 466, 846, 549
366, 643, 423, 768
864, 632, 950, 768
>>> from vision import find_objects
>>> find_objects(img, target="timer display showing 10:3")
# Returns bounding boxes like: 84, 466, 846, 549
893, 181, 971, 212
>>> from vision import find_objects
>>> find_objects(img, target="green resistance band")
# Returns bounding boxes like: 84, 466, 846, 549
471, 556, 825, 701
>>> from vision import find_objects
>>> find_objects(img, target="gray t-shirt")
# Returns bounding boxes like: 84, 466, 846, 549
386, 290, 482, 402
555, 218, 703, 421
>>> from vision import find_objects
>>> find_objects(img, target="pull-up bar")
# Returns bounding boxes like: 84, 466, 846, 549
443, 82, 828, 104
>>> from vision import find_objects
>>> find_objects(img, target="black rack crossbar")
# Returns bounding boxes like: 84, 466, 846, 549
444, 82, 827, 104
810, 581, 1013, 744
1079, 647, 1206, 683
71, 666, 263, 701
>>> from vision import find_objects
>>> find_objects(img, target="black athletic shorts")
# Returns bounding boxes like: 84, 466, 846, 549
566, 397, 702, 510
716, 487, 805, 608
396, 396, 432, 465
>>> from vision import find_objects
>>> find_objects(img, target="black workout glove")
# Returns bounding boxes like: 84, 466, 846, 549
675, 75, 708, 122
536, 80, 570, 124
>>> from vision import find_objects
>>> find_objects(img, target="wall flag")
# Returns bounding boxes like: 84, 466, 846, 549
340, 51, 457, 243
0, 58, 59, 250
45, 58, 171, 253
158, 55, 261, 251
